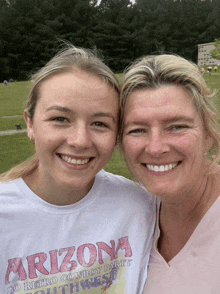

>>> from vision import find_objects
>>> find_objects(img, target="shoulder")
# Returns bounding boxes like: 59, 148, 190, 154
0, 179, 22, 198
97, 170, 156, 207
103, 170, 139, 188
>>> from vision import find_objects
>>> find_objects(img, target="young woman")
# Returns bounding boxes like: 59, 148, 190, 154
0, 45, 156, 294
120, 54, 220, 293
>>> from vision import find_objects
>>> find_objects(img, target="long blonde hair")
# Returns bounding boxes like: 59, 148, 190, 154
1, 44, 120, 182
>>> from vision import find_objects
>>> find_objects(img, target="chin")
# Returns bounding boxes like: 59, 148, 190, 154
144, 184, 172, 197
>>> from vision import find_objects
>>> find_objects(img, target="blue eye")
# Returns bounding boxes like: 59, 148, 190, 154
54, 117, 68, 122
93, 122, 107, 128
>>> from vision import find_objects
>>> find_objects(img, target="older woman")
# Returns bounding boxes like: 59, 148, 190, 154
120, 54, 220, 293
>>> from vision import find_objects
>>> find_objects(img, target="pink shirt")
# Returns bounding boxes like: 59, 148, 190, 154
144, 197, 220, 294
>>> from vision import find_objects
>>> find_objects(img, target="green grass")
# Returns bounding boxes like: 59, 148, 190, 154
0, 81, 30, 116
1, 72, 220, 176
0, 133, 35, 174
0, 116, 26, 131
105, 147, 132, 179
203, 73, 220, 112
116, 73, 124, 83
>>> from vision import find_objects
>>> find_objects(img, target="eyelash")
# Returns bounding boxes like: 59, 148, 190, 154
128, 129, 146, 134
127, 125, 189, 135
51, 118, 109, 129
93, 122, 108, 128
169, 125, 188, 131
52, 117, 68, 123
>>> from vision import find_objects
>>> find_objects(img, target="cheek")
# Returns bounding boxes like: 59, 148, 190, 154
33, 133, 58, 155
95, 132, 117, 156
103, 135, 117, 154
176, 134, 204, 157
122, 137, 143, 158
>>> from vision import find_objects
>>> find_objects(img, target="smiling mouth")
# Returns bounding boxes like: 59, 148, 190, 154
59, 155, 94, 165
143, 162, 181, 172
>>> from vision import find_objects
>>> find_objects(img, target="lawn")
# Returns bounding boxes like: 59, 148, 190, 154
0, 81, 30, 132
0, 81, 30, 116
0, 71, 220, 176
0, 133, 35, 174
0, 116, 26, 131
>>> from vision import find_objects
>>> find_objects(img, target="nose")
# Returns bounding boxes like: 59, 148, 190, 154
66, 123, 92, 149
145, 131, 169, 156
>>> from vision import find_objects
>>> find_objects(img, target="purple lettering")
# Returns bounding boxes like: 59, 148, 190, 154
70, 282, 80, 293
110, 269, 118, 281
59, 284, 68, 294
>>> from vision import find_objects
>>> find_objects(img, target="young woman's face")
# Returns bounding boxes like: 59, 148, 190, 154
25, 71, 119, 195
122, 85, 212, 202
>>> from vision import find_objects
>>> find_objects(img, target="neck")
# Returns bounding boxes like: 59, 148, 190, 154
162, 169, 220, 222
158, 166, 220, 262
23, 168, 94, 206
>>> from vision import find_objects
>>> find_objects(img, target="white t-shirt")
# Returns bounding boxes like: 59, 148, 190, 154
143, 197, 220, 294
0, 169, 156, 294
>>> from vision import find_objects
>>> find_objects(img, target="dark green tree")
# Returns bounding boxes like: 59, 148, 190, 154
93, 0, 137, 71
0, 0, 219, 80
210, 38, 220, 61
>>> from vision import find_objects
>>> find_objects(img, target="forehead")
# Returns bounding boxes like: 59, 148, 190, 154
40, 70, 108, 93
125, 85, 197, 117
36, 70, 119, 107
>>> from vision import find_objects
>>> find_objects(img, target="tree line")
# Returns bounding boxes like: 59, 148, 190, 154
0, 0, 220, 81
211, 38, 220, 60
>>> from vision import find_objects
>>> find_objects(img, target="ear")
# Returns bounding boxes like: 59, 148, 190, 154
24, 110, 35, 141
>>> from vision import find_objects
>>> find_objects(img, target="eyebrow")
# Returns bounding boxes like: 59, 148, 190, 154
124, 121, 147, 128
125, 115, 194, 128
46, 105, 71, 113
46, 106, 116, 122
162, 116, 195, 124
93, 112, 116, 122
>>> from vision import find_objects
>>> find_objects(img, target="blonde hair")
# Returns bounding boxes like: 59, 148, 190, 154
1, 44, 120, 182
120, 54, 220, 163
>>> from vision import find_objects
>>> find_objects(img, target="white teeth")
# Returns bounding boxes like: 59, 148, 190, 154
164, 165, 169, 171
61, 155, 89, 165
160, 166, 165, 172
146, 163, 178, 172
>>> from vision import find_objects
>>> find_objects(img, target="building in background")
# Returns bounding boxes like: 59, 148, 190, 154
198, 42, 220, 67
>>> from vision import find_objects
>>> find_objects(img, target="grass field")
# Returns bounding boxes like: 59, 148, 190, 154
0, 69, 220, 176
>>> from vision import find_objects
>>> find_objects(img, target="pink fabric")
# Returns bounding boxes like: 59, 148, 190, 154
143, 197, 220, 294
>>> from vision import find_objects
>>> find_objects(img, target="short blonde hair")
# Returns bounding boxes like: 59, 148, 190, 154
1, 44, 120, 182
120, 54, 220, 163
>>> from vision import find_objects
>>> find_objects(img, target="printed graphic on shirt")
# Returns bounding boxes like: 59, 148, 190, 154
5, 237, 133, 294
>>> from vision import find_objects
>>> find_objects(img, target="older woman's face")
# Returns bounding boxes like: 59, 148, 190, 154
122, 85, 212, 201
